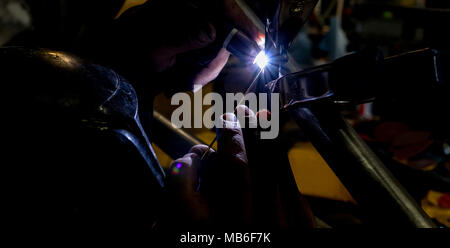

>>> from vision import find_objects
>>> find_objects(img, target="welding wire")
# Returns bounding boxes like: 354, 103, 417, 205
200, 68, 264, 160
201, 136, 217, 160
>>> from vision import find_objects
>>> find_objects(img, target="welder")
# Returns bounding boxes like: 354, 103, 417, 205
1, 0, 314, 235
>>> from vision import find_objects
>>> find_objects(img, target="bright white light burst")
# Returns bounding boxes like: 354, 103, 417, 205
254, 51, 269, 69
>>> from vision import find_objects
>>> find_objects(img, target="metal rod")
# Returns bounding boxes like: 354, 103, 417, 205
152, 110, 205, 159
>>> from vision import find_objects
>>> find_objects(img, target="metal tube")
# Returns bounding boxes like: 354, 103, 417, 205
151, 111, 205, 159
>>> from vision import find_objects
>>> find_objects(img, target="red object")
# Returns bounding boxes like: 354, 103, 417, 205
257, 109, 271, 122
359, 133, 373, 142
438, 194, 450, 209
374, 122, 410, 143
344, 7, 352, 16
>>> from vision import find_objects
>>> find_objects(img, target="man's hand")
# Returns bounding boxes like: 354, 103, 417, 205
164, 110, 250, 228
115, 0, 263, 92
163, 106, 315, 229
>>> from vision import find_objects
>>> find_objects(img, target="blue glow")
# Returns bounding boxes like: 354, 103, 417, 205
253, 51, 269, 69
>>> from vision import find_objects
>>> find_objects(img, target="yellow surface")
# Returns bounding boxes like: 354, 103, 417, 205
152, 143, 173, 169
288, 142, 355, 203
421, 190, 450, 227
115, 0, 148, 19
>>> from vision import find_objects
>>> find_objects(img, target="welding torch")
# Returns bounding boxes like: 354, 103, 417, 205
223, 28, 263, 65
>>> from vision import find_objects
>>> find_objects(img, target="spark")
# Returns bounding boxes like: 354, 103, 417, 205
254, 51, 269, 69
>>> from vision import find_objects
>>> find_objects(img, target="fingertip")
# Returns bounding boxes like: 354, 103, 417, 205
170, 161, 184, 176
169, 154, 196, 177
235, 105, 249, 115
222, 112, 237, 122
220, 113, 240, 129
235, 105, 256, 124
189, 145, 214, 157
257, 109, 271, 122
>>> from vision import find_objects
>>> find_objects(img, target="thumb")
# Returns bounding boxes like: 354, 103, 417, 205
216, 112, 248, 166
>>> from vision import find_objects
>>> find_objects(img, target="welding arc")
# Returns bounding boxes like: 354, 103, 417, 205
200, 68, 264, 160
